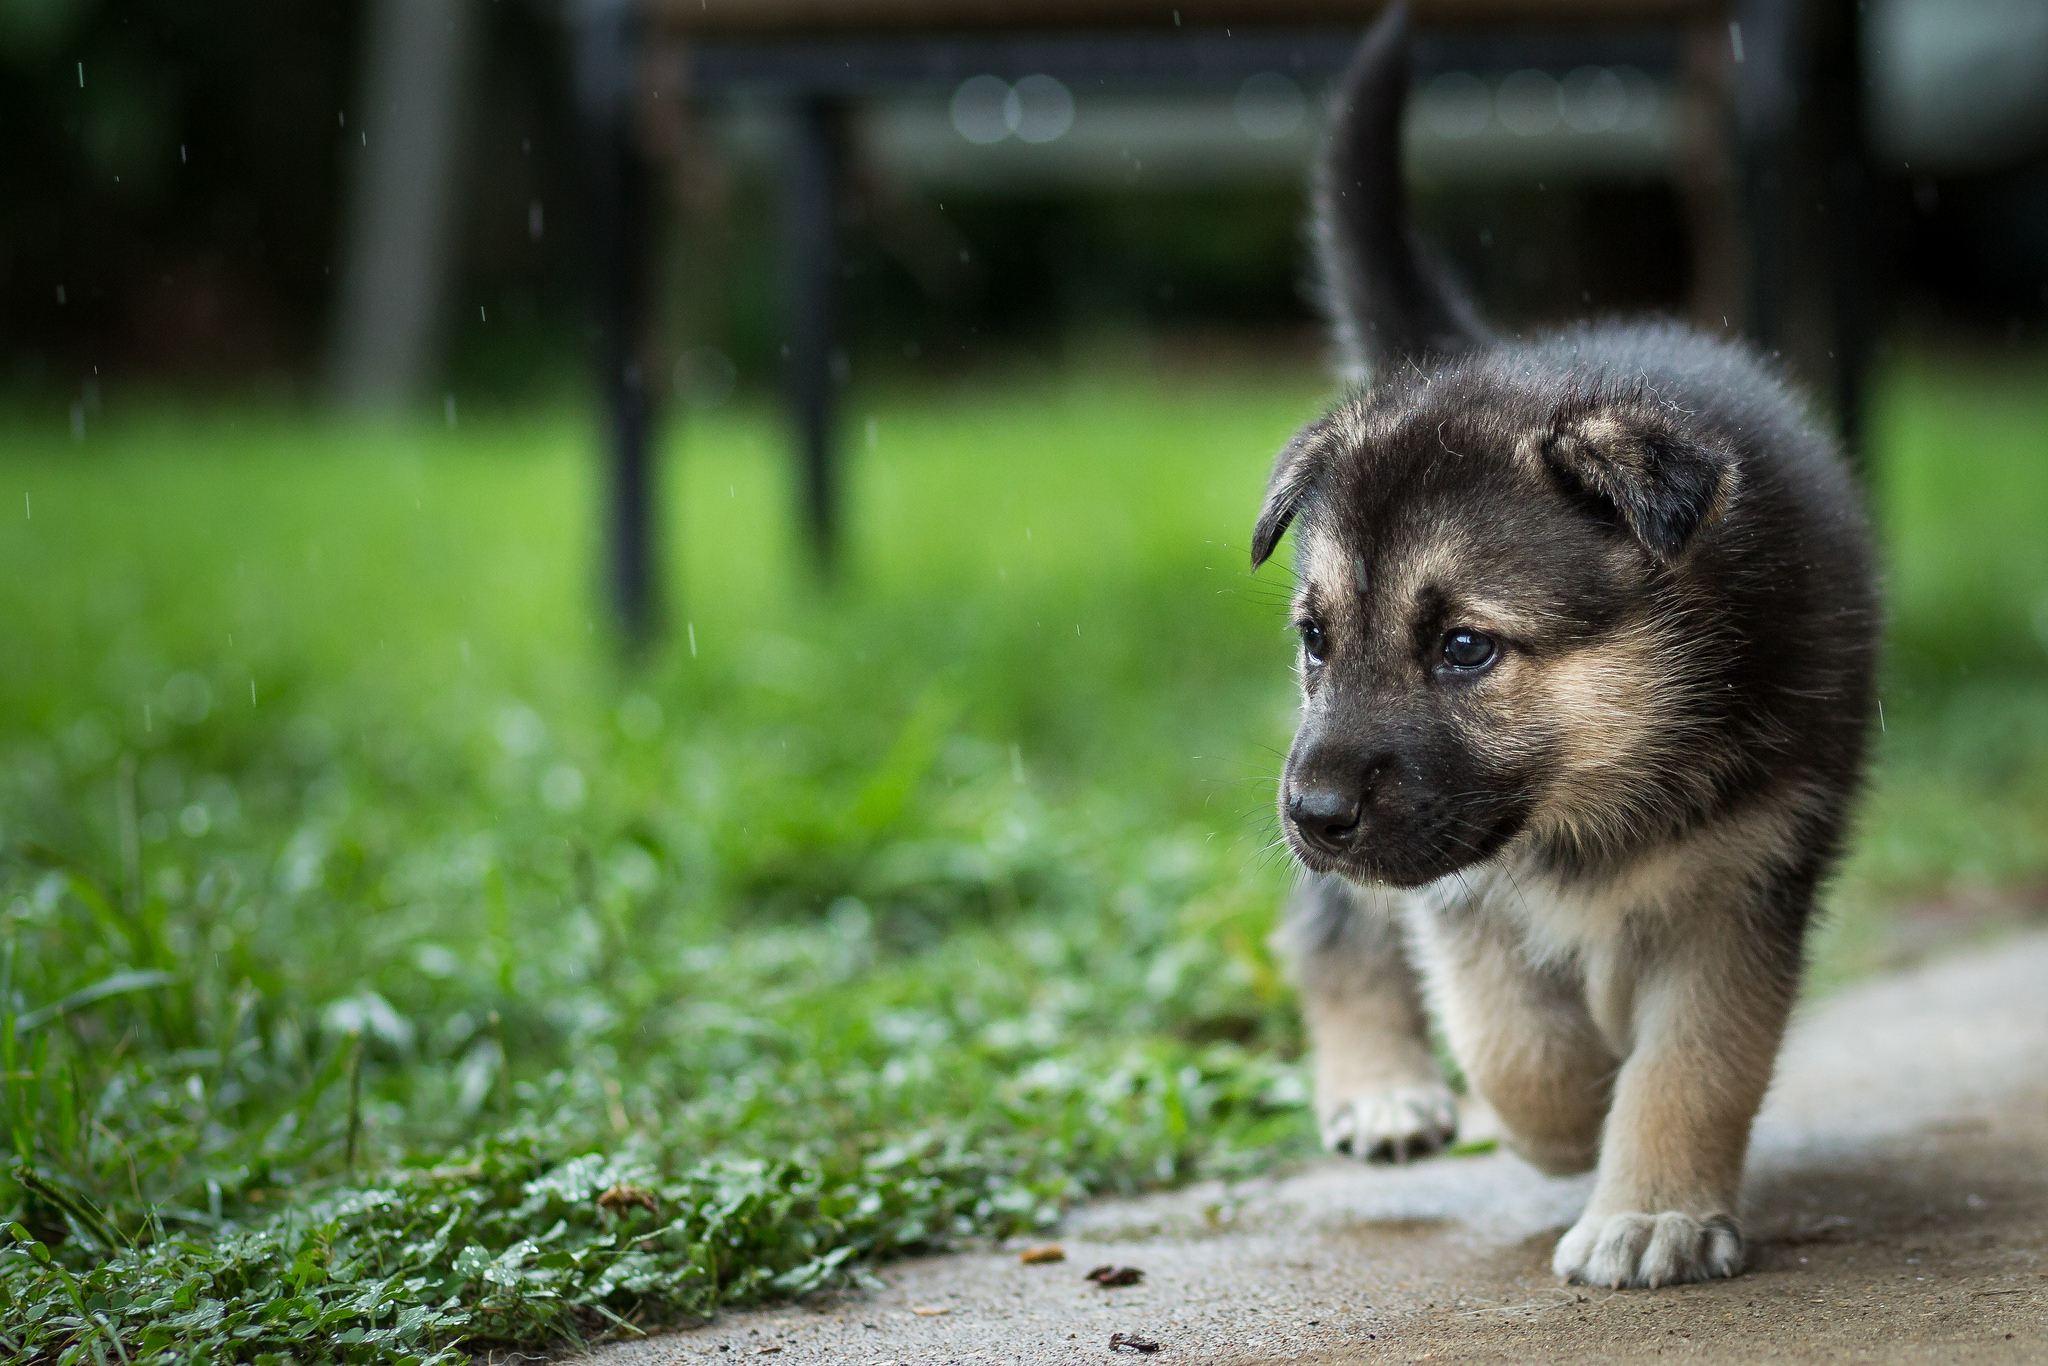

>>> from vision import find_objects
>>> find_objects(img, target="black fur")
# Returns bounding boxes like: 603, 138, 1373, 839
1313, 1, 1492, 379
1259, 6, 1878, 906
1258, 13, 1879, 1276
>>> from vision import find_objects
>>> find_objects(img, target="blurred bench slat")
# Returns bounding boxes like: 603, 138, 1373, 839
648, 0, 1728, 39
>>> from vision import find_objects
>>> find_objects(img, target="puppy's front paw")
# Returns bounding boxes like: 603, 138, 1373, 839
1552, 1210, 1744, 1288
1321, 1083, 1458, 1163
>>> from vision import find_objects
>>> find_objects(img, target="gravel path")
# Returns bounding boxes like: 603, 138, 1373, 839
580, 933, 2048, 1365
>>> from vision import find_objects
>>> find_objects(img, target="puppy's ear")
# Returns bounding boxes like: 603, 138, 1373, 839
1541, 400, 1737, 562
1252, 422, 1333, 568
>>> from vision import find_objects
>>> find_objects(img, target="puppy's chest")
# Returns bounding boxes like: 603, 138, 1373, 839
1424, 862, 1646, 1051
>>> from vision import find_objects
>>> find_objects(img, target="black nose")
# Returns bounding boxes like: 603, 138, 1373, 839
1288, 784, 1363, 852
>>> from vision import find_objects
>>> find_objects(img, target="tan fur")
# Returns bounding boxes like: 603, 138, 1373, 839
1291, 797, 1809, 1283
1399, 884, 1615, 1176
1278, 883, 1456, 1160
1282, 521, 1823, 1277
1271, 386, 1864, 1287
1272, 7, 1873, 1296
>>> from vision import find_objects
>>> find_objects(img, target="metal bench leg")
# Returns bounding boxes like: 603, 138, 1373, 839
1818, 0, 1871, 466
783, 98, 845, 572
573, 0, 658, 639
1735, 0, 1797, 356
1738, 0, 1872, 465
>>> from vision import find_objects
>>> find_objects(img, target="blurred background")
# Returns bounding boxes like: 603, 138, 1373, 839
9, 0, 2048, 403
2, 0, 2047, 1355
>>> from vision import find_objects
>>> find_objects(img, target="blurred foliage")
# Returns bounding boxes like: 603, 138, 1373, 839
0, 0, 1693, 407
0, 370, 1317, 1360
0, 355, 2043, 1358
1, 0, 363, 387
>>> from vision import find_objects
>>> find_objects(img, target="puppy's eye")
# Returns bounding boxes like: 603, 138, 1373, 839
1440, 629, 1497, 671
1298, 622, 1327, 663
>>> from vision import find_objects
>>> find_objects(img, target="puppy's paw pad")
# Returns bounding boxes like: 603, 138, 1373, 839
1321, 1084, 1458, 1164
1552, 1211, 1743, 1289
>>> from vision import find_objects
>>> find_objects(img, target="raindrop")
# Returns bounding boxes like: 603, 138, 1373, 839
865, 416, 879, 450
1234, 72, 1305, 140
444, 393, 457, 428
529, 200, 544, 240
1419, 72, 1491, 138
1496, 70, 1563, 137
951, 75, 1013, 144
179, 803, 212, 838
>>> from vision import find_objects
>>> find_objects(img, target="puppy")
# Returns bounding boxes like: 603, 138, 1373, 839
1263, 4, 1878, 1289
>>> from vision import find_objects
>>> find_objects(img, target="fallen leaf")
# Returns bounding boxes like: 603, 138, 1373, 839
1109, 1331, 1161, 1353
597, 1182, 659, 1215
1019, 1244, 1065, 1264
909, 1304, 951, 1316
1086, 1265, 1145, 1287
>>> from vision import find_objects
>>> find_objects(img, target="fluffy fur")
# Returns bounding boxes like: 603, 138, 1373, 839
1260, 3, 1878, 1289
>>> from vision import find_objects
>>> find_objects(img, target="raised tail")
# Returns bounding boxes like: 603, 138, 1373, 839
1314, 2, 1491, 381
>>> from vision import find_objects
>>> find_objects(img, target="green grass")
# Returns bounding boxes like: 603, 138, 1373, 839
2, 352, 2045, 1361
1812, 354, 2048, 981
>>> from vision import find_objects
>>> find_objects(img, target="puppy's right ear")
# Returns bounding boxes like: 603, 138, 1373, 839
1252, 422, 1331, 569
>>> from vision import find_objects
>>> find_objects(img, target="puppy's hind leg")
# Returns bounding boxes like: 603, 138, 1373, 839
1277, 875, 1457, 1162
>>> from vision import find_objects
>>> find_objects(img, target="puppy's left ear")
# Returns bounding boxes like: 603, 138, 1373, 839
1541, 400, 1738, 562
1252, 421, 1333, 569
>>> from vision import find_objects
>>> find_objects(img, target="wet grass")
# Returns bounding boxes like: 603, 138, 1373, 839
1, 352, 2044, 1360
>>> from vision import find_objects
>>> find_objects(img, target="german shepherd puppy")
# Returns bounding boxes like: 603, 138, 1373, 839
1262, 5, 1877, 1288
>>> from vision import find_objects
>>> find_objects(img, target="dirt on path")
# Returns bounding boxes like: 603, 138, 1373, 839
582, 934, 2048, 1365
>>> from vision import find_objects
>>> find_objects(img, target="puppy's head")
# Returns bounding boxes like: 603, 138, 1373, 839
1253, 374, 1738, 886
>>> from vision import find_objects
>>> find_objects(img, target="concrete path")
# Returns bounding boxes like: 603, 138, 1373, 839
586, 934, 2048, 1365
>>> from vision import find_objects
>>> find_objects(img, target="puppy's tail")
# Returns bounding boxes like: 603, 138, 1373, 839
1315, 2, 1491, 381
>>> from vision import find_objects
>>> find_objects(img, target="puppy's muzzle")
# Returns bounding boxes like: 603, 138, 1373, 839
1286, 783, 1364, 854
1286, 751, 1395, 856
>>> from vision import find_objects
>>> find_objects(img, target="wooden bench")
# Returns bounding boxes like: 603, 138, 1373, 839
568, 0, 1865, 636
